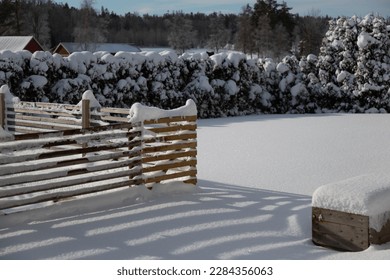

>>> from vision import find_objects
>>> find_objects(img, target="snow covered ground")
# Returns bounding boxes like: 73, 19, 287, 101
1, 113, 390, 259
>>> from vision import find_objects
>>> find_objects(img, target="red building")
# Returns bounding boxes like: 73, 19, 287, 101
0, 36, 45, 52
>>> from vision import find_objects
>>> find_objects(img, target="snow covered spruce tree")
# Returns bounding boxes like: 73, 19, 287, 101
181, 52, 218, 118
298, 54, 323, 112
206, 52, 272, 117
315, 16, 359, 111
258, 58, 279, 112
313, 14, 389, 112
354, 14, 390, 112
0, 51, 29, 100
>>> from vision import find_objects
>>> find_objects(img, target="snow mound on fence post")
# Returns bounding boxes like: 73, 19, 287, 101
76, 90, 102, 109
0, 84, 20, 104
0, 85, 15, 141
128, 99, 197, 123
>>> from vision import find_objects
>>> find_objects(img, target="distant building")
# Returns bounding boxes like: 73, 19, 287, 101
53, 42, 142, 56
0, 36, 45, 52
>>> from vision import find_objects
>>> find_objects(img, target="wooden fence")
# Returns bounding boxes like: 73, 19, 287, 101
0, 93, 197, 213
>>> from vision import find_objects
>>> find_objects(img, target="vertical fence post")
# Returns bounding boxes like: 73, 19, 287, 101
82, 99, 90, 129
0, 93, 5, 129
128, 122, 142, 187
81, 99, 90, 157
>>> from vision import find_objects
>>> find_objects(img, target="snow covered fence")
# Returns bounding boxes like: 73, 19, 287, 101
129, 99, 198, 186
0, 91, 198, 213
312, 174, 390, 251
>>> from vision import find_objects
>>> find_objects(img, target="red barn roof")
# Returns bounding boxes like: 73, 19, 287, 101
0, 36, 45, 52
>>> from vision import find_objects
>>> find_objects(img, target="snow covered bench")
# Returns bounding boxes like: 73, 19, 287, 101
312, 174, 390, 251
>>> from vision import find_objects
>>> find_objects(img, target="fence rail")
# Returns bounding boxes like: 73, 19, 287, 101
0, 93, 197, 213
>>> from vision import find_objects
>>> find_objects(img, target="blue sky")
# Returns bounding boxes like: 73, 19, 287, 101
58, 0, 390, 17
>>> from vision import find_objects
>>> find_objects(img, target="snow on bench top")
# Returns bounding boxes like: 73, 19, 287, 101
312, 173, 390, 231
128, 99, 197, 123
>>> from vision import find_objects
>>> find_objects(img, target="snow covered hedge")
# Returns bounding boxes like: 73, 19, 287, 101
0, 14, 389, 117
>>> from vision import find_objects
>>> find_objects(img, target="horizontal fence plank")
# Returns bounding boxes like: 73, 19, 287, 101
147, 124, 197, 134
8, 106, 76, 118
100, 115, 129, 123
0, 157, 141, 188
0, 140, 142, 165
144, 133, 197, 144
8, 113, 81, 126
0, 149, 141, 177
142, 141, 196, 154
12, 122, 140, 141
0, 177, 143, 211
143, 159, 197, 174
0, 165, 142, 199
99, 107, 130, 115
15, 101, 78, 111
144, 170, 197, 184
183, 178, 197, 185
0, 128, 140, 154
6, 126, 48, 134
7, 119, 79, 131
142, 150, 197, 164
143, 115, 197, 125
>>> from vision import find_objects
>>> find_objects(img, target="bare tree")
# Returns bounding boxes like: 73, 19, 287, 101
166, 13, 197, 54
73, 0, 106, 50
23, 0, 51, 48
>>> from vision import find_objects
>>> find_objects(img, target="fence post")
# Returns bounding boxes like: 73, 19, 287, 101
0, 93, 5, 129
81, 99, 90, 157
82, 99, 90, 129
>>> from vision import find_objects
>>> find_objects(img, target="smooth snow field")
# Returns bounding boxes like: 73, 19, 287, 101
1, 113, 390, 259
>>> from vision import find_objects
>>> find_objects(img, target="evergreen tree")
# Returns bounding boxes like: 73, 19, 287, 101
251, 0, 296, 59
236, 5, 254, 55
298, 10, 329, 56
252, 14, 273, 57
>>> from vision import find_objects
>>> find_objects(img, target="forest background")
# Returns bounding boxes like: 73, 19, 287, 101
0, 0, 337, 59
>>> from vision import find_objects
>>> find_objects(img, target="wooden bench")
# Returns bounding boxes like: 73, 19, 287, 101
312, 174, 390, 251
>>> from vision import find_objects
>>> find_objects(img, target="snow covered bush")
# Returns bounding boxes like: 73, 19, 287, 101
0, 14, 388, 117
0, 50, 30, 100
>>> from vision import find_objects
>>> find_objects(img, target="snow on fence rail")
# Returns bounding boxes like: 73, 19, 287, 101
0, 89, 197, 213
